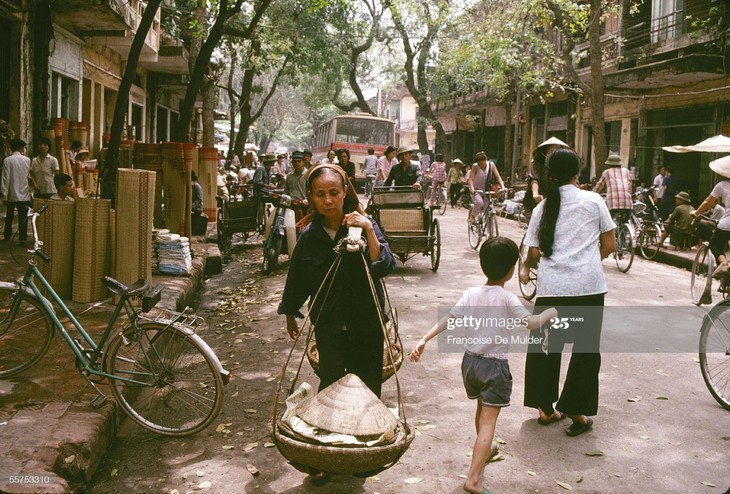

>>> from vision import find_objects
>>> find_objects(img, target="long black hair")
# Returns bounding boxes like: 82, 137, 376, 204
538, 148, 580, 257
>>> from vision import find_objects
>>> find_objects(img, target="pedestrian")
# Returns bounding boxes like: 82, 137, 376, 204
278, 163, 395, 398
283, 151, 308, 203
594, 153, 633, 225
50, 174, 75, 202
691, 158, 730, 277
658, 191, 694, 249
363, 148, 378, 197
659, 166, 676, 220
652, 165, 666, 204
30, 137, 60, 199
1, 138, 32, 244
410, 237, 557, 494
303, 149, 313, 169
427, 153, 447, 207
253, 153, 277, 226
375, 145, 397, 187
72, 147, 90, 188
447, 158, 465, 208
519, 147, 616, 436
323, 149, 338, 165
69, 140, 82, 164
336, 148, 356, 183
523, 137, 570, 216
384, 146, 422, 189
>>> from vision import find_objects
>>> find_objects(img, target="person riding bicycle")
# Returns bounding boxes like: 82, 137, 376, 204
594, 153, 633, 225
427, 153, 447, 208
468, 151, 505, 223
523, 137, 570, 216
691, 157, 730, 278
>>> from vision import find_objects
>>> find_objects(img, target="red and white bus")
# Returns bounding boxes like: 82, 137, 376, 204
313, 114, 396, 181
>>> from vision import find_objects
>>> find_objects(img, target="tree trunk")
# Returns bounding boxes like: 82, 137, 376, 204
102, 0, 163, 204
417, 119, 429, 155
201, 79, 216, 147
503, 100, 513, 184
589, 0, 608, 177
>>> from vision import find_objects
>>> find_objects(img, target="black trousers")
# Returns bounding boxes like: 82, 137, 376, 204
709, 228, 730, 262
4, 201, 31, 242
449, 183, 461, 207
315, 322, 384, 398
524, 293, 604, 416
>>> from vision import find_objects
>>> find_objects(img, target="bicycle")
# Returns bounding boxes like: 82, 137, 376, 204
611, 210, 635, 273
697, 297, 730, 411
632, 187, 663, 260
690, 215, 726, 306
467, 190, 499, 250
424, 181, 447, 216
517, 233, 537, 300
0, 203, 229, 436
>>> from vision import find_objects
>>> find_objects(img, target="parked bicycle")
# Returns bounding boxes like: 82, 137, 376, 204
423, 181, 447, 215
0, 204, 229, 436
631, 186, 663, 260
697, 297, 730, 411
467, 190, 500, 250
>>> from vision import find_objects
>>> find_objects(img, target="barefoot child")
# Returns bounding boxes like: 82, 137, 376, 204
410, 237, 557, 494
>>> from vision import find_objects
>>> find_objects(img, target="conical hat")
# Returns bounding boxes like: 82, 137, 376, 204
710, 155, 730, 179
295, 374, 397, 436
537, 136, 569, 149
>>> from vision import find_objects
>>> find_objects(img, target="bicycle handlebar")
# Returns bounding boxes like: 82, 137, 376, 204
28, 204, 50, 263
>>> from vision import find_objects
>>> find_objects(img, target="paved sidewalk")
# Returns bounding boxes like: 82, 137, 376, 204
0, 226, 221, 493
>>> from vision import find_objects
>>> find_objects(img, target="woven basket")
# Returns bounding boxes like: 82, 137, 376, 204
161, 142, 189, 234
33, 199, 75, 300
72, 199, 111, 303
272, 420, 414, 475
133, 143, 164, 227
115, 169, 155, 286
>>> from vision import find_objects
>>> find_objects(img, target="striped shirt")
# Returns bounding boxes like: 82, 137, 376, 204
596, 167, 633, 210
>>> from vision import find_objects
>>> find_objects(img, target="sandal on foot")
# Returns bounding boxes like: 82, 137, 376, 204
565, 417, 593, 437
537, 411, 566, 425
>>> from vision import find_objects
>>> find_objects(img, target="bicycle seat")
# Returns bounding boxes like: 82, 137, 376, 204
104, 277, 148, 297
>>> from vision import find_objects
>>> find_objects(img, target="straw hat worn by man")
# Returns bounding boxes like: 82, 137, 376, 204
594, 154, 633, 223
384, 146, 422, 189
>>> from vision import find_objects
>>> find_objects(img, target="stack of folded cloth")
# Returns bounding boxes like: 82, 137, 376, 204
151, 229, 169, 273
155, 232, 193, 275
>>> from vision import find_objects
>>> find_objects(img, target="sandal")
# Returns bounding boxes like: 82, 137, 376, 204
565, 417, 593, 437
537, 411, 566, 425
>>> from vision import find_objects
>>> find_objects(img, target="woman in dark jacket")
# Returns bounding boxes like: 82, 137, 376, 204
278, 164, 395, 397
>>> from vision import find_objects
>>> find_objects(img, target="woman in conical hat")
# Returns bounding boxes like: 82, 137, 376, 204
523, 137, 570, 214
693, 156, 730, 278
278, 163, 395, 397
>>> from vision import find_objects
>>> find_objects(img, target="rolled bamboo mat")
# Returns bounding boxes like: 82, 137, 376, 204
115, 169, 155, 286
133, 143, 164, 227
68, 121, 88, 148
33, 198, 75, 300
161, 142, 187, 234
198, 147, 218, 222
72, 198, 111, 303
82, 170, 99, 197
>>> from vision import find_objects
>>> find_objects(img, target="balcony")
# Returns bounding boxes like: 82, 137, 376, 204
54, 0, 160, 61
139, 35, 189, 75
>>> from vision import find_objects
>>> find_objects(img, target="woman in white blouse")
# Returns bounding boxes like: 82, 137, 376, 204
519, 148, 616, 437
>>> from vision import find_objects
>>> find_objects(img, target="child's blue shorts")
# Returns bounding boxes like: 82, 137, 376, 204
461, 351, 512, 407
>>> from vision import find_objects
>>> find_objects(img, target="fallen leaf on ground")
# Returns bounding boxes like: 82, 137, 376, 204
585, 450, 604, 457
556, 480, 573, 490
496, 437, 507, 444
369, 475, 379, 481
575, 474, 583, 483
656, 396, 669, 400
243, 442, 258, 451
627, 396, 642, 402
244, 409, 257, 414
527, 471, 536, 476
404, 477, 422, 484
406, 391, 415, 397
198, 480, 212, 489
489, 454, 503, 462
196, 471, 205, 477
457, 474, 467, 479
638, 435, 650, 440
656, 369, 672, 377
263, 442, 275, 448
231, 391, 239, 397
700, 481, 716, 487
222, 445, 234, 450
246, 464, 259, 476
266, 377, 276, 382
110, 468, 118, 477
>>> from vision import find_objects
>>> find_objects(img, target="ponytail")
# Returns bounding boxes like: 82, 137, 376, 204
536, 148, 580, 258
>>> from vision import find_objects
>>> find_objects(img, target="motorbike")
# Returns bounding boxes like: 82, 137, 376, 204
261, 190, 304, 275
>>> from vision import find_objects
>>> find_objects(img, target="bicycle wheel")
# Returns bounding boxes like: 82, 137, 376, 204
467, 216, 482, 250
638, 223, 661, 259
430, 219, 441, 272
699, 302, 730, 410
488, 212, 499, 239
691, 244, 713, 306
438, 187, 447, 215
614, 224, 634, 273
0, 285, 54, 378
518, 240, 537, 300
105, 322, 225, 436
261, 234, 282, 275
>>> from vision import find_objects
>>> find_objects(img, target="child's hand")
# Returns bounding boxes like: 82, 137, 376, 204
541, 307, 558, 325
410, 338, 427, 362
519, 264, 531, 285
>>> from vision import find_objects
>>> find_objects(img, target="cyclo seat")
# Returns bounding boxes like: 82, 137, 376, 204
104, 276, 148, 297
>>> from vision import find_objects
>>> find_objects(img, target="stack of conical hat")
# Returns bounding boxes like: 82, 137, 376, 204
295, 374, 397, 436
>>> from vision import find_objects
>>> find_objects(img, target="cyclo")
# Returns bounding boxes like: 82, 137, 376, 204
216, 182, 260, 260
367, 185, 441, 272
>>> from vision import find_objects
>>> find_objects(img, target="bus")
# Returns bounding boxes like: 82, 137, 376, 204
312, 114, 396, 183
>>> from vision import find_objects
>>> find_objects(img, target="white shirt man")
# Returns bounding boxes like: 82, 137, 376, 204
653, 166, 666, 202
30, 139, 60, 199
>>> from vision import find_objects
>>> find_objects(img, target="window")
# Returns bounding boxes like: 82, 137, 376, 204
51, 72, 80, 120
